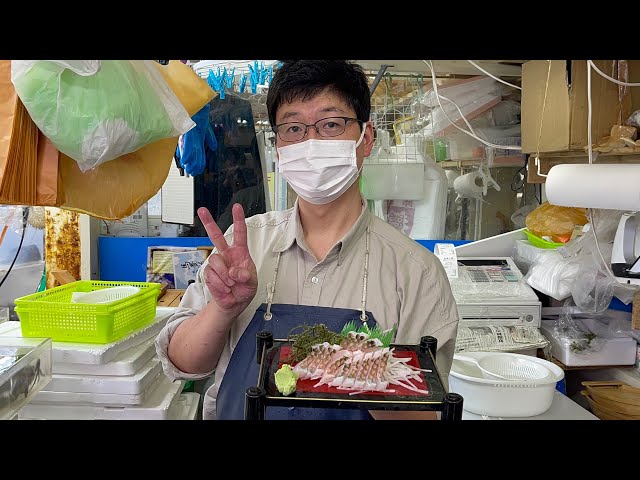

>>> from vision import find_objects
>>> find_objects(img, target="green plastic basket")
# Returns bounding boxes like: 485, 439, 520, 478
523, 229, 565, 249
15, 280, 161, 344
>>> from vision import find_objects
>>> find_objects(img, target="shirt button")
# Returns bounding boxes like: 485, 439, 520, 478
311, 276, 319, 284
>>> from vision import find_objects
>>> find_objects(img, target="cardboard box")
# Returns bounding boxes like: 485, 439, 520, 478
521, 60, 640, 154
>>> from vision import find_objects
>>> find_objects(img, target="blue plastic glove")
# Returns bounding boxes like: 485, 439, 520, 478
179, 103, 217, 176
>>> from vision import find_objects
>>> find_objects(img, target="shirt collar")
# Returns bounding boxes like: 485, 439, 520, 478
272, 196, 371, 265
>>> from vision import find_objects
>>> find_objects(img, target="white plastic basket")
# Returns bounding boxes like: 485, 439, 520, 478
71, 286, 140, 304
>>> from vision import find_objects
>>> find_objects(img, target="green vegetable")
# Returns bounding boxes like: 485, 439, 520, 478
340, 321, 397, 347
274, 364, 298, 396
287, 324, 347, 363
570, 331, 597, 353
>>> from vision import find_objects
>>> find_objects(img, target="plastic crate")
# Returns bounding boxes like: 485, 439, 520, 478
14, 281, 161, 344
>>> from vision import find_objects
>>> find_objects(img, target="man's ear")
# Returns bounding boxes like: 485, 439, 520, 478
362, 122, 374, 157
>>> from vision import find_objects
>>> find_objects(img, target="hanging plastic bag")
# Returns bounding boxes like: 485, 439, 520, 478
525, 201, 588, 243
58, 60, 216, 220
11, 60, 195, 172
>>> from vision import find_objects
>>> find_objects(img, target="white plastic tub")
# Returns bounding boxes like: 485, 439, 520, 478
448, 351, 564, 417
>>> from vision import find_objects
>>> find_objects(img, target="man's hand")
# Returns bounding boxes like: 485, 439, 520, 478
198, 204, 258, 315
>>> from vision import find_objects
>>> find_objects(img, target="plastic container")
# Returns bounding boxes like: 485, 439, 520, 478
361, 162, 425, 200
34, 369, 164, 406
0, 261, 45, 308
15, 280, 161, 344
0, 336, 52, 420
51, 338, 156, 376
448, 351, 564, 417
540, 318, 638, 367
45, 358, 162, 394
385, 155, 448, 240
172, 392, 200, 420
20, 376, 185, 420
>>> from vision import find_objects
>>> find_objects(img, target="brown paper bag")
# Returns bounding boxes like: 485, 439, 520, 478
0, 60, 18, 181
0, 60, 39, 205
35, 131, 59, 206
58, 61, 215, 220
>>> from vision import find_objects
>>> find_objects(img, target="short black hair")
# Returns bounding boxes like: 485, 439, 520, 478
266, 60, 371, 128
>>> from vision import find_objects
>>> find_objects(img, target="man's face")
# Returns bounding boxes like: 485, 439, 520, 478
274, 90, 374, 170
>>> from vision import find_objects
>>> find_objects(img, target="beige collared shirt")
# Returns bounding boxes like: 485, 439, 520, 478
155, 198, 460, 420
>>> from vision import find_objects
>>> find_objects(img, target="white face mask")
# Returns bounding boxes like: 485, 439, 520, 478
277, 125, 367, 205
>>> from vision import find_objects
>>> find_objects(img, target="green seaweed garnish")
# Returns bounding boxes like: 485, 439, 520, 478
286, 324, 347, 363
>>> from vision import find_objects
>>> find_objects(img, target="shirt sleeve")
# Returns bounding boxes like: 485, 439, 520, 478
395, 248, 460, 387
155, 228, 236, 382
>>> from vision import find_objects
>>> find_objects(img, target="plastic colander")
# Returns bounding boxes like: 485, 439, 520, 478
71, 286, 140, 304
455, 353, 552, 381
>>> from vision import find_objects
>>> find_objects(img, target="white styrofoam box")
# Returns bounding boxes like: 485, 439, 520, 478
52, 339, 156, 376
0, 307, 175, 364
540, 318, 638, 367
19, 376, 185, 420
45, 358, 161, 395
33, 368, 165, 406
171, 393, 200, 420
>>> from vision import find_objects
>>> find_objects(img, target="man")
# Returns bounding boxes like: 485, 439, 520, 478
155, 60, 460, 420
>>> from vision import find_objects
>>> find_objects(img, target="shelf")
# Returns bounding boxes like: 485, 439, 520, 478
440, 155, 526, 169
527, 149, 640, 183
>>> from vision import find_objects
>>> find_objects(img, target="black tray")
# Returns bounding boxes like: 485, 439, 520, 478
245, 331, 464, 420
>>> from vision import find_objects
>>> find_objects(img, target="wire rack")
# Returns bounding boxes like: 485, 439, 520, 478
368, 73, 428, 166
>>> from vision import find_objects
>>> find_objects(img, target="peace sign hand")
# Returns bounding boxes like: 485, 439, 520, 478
198, 204, 258, 314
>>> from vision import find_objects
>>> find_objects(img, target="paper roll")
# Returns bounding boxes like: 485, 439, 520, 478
434, 243, 458, 278
546, 164, 640, 211
453, 171, 484, 197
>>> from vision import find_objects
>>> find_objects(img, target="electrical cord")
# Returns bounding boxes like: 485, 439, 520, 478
587, 60, 640, 87
511, 164, 527, 192
422, 60, 522, 152
0, 207, 28, 291
467, 60, 522, 90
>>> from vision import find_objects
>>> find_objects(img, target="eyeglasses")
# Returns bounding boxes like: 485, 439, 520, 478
272, 116, 363, 143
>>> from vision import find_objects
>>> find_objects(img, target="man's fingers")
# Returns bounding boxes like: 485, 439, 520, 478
198, 207, 229, 252
228, 267, 252, 284
208, 253, 235, 287
204, 265, 231, 294
231, 204, 247, 248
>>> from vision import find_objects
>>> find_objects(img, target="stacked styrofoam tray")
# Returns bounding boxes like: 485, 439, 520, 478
0, 307, 175, 364
171, 393, 200, 420
8, 306, 192, 419
19, 376, 187, 420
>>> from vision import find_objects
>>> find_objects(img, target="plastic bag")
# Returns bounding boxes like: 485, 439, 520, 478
57, 60, 216, 220
626, 108, 640, 129
11, 60, 196, 172
518, 208, 638, 309
551, 309, 606, 355
525, 201, 588, 242
521, 248, 579, 300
